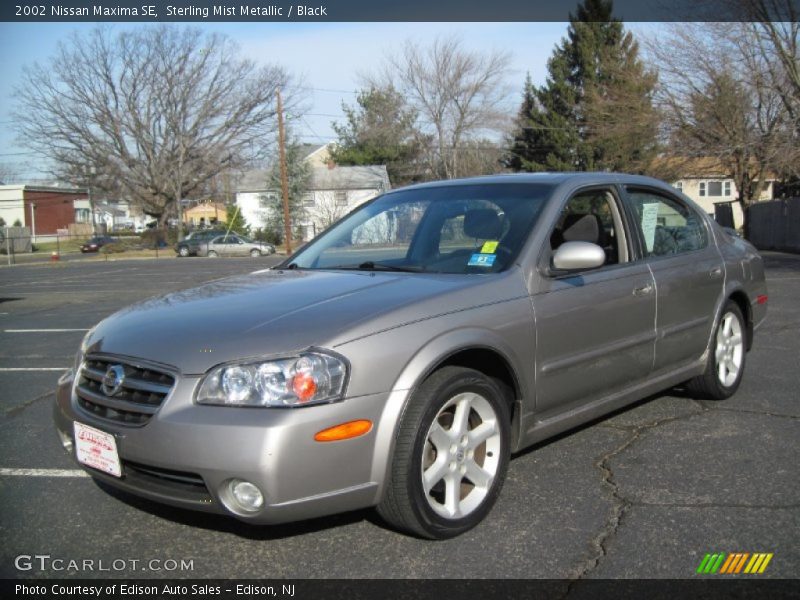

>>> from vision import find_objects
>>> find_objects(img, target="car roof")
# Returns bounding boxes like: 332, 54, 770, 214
385, 172, 674, 193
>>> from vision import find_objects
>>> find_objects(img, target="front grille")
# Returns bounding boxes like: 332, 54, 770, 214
75, 357, 175, 426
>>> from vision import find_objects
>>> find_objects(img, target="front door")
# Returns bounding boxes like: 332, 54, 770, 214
532, 187, 656, 418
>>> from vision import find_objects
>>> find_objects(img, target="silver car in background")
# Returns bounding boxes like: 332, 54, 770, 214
54, 173, 767, 539
196, 234, 276, 258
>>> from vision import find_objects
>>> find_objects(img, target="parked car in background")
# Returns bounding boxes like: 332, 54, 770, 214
54, 173, 766, 539
196, 234, 275, 257
174, 230, 227, 257
79, 236, 117, 253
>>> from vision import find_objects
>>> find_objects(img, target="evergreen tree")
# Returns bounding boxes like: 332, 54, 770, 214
225, 204, 249, 236
330, 86, 422, 186
508, 0, 658, 173
505, 74, 538, 171
263, 137, 311, 239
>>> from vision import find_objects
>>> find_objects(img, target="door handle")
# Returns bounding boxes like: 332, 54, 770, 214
709, 267, 723, 279
633, 283, 654, 296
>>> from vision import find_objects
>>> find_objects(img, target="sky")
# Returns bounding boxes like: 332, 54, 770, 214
0, 20, 658, 182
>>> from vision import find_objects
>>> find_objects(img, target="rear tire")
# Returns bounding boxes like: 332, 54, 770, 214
178, 246, 189, 257
377, 366, 510, 539
686, 300, 746, 400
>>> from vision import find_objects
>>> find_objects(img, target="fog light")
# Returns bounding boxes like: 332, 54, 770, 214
229, 479, 264, 512
57, 429, 73, 454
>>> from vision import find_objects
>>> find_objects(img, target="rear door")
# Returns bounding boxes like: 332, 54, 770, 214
620, 187, 724, 373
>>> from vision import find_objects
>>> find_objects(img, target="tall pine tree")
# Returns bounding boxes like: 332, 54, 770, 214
505, 74, 538, 171
508, 0, 658, 173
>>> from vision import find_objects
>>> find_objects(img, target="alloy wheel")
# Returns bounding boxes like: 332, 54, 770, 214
420, 391, 501, 519
715, 311, 744, 387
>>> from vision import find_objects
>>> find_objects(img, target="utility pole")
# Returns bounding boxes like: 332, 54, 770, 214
277, 88, 292, 255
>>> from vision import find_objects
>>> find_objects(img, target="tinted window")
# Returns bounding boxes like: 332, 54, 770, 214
625, 188, 707, 257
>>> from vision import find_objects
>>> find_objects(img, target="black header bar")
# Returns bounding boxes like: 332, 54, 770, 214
3, 0, 798, 22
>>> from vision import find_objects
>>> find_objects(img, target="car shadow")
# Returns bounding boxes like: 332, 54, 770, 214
94, 480, 380, 540
511, 387, 695, 461
94, 386, 699, 540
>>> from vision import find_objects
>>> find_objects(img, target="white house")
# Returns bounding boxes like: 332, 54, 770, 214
236, 145, 391, 241
662, 157, 776, 229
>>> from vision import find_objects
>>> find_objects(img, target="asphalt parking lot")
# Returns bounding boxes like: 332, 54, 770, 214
0, 253, 798, 580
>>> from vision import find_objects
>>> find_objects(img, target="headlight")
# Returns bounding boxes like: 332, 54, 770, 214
196, 351, 348, 408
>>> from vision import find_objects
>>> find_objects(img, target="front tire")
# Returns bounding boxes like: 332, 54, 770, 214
686, 300, 746, 400
207, 250, 218, 258
250, 249, 261, 257
178, 246, 189, 257
377, 366, 510, 539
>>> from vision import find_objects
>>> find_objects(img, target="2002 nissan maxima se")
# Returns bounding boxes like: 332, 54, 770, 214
54, 173, 767, 539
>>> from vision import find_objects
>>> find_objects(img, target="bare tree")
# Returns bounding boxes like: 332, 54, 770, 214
647, 22, 798, 228
0, 163, 20, 184
15, 25, 290, 227
371, 36, 512, 180
737, 0, 799, 132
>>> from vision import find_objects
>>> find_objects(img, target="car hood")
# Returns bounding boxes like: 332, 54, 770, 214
84, 268, 526, 374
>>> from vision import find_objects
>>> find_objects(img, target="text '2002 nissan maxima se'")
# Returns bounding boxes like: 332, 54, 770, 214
54, 173, 767, 539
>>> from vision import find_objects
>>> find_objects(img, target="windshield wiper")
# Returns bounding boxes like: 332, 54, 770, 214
326, 262, 424, 273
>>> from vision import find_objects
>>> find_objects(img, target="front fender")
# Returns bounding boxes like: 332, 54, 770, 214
352, 324, 531, 504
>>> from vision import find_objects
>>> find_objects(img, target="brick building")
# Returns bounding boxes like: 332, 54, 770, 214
0, 185, 88, 235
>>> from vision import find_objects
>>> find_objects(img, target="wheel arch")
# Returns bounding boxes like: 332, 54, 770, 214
727, 289, 753, 351
369, 328, 528, 502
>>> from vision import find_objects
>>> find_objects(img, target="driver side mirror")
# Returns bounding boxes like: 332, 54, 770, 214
551, 241, 605, 272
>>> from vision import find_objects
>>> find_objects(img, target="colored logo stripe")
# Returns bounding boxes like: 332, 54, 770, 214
697, 552, 773, 574
697, 553, 726, 574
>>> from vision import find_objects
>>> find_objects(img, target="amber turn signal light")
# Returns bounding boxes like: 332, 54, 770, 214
314, 419, 373, 442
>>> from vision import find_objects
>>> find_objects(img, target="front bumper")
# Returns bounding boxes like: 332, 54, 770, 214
53, 369, 387, 525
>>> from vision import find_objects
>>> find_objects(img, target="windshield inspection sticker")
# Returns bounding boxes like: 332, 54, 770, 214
481, 240, 499, 254
468, 253, 497, 267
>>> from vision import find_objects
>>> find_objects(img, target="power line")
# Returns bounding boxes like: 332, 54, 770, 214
305, 113, 345, 119
299, 117, 331, 145
303, 87, 359, 95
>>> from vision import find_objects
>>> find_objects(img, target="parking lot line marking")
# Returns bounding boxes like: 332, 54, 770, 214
0, 367, 68, 371
0, 468, 88, 478
4, 329, 89, 333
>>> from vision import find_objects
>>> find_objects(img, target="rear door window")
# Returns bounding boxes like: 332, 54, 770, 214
624, 188, 708, 257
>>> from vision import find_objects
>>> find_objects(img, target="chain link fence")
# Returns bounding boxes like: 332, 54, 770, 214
0, 228, 175, 265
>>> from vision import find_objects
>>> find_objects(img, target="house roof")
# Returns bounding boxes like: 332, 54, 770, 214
184, 202, 227, 217
235, 168, 271, 192
236, 164, 391, 194
308, 165, 390, 192
0, 184, 86, 194
652, 156, 779, 180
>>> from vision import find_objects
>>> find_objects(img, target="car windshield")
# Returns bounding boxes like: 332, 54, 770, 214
288, 183, 553, 274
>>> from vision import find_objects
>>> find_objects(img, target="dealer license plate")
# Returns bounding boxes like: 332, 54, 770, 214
74, 422, 122, 478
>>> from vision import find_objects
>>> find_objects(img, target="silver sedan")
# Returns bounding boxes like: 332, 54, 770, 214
54, 173, 766, 539
196, 234, 275, 257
